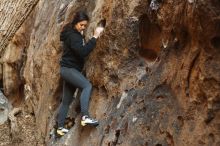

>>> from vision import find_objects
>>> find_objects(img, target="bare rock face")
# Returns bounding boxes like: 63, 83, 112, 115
0, 91, 12, 125
0, 0, 219, 146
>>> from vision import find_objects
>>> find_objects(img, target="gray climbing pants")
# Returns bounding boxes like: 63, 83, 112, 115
57, 67, 92, 127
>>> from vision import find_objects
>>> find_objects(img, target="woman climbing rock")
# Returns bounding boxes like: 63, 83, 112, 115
56, 11, 104, 136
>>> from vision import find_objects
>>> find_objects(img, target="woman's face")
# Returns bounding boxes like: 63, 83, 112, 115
75, 20, 88, 33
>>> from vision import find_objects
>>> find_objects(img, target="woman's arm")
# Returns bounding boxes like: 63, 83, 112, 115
69, 33, 96, 57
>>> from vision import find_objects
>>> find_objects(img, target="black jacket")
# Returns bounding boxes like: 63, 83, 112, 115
60, 28, 96, 71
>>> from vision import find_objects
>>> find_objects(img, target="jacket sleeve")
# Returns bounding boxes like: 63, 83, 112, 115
69, 33, 96, 57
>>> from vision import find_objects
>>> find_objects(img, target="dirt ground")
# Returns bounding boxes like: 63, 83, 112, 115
0, 109, 43, 146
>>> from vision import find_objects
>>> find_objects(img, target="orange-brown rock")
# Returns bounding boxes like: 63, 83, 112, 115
0, 0, 219, 146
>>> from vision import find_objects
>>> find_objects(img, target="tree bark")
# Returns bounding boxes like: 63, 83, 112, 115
0, 0, 39, 56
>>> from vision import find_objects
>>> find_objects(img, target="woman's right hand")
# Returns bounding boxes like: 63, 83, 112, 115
93, 27, 104, 39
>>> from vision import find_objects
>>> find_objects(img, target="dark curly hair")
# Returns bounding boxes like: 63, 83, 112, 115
71, 11, 89, 25
62, 11, 89, 32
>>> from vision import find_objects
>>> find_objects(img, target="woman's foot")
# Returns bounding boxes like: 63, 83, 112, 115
81, 115, 99, 126
56, 127, 69, 136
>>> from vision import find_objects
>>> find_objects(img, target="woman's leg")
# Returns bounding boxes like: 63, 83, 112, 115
60, 67, 92, 116
57, 81, 76, 127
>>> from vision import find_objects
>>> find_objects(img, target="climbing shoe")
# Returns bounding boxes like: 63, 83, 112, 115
81, 115, 99, 127
56, 127, 69, 136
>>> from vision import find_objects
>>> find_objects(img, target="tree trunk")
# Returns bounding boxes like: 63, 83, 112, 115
0, 0, 39, 56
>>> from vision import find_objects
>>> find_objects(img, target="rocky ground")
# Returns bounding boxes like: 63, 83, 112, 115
0, 106, 42, 146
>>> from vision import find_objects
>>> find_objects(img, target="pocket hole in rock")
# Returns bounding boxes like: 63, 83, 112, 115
0, 107, 5, 112
156, 95, 165, 100
145, 142, 148, 146
139, 14, 162, 62
211, 36, 220, 49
